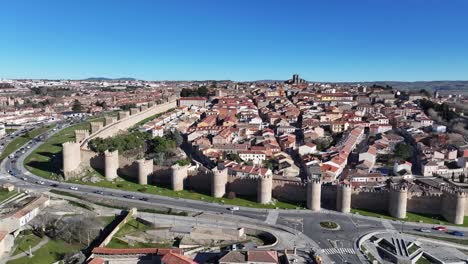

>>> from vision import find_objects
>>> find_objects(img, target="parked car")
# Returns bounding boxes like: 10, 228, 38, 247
418, 228, 432, 233
433, 226, 447, 232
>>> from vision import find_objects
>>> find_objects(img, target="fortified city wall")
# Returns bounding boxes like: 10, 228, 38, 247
61, 97, 468, 224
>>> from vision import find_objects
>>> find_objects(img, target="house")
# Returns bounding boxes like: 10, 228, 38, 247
151, 126, 164, 137
213, 128, 232, 145
394, 161, 412, 176
219, 250, 278, 264
227, 165, 272, 178
421, 160, 441, 177
298, 143, 317, 156
358, 146, 377, 172
198, 115, 217, 127
238, 150, 267, 164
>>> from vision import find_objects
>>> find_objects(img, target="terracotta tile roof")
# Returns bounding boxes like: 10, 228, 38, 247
161, 252, 197, 264
0, 231, 7, 242
248, 250, 278, 263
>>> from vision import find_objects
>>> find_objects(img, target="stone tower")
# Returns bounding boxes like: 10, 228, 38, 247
389, 185, 407, 219
211, 168, 228, 198
171, 164, 188, 191
104, 150, 119, 181
90, 121, 104, 134
74, 129, 90, 144
62, 142, 81, 178
307, 179, 321, 211
257, 175, 273, 204
336, 183, 352, 213
130, 107, 139, 115
104, 116, 117, 126
118, 111, 130, 120
442, 188, 466, 225
137, 159, 153, 185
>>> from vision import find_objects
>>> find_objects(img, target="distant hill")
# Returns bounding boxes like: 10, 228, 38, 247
333, 81, 468, 92
83, 77, 136, 81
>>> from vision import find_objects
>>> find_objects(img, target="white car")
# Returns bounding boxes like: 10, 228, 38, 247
69, 186, 78, 190
36, 181, 45, 185
228, 206, 240, 211
419, 228, 432, 233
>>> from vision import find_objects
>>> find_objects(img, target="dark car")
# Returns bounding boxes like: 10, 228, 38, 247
139, 197, 148, 201
51, 183, 59, 187
124, 195, 136, 199
451, 231, 464, 237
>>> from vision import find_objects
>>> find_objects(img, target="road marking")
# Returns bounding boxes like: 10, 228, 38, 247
265, 210, 279, 225
322, 248, 356, 255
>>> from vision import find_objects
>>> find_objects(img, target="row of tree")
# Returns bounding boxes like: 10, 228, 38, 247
180, 86, 209, 98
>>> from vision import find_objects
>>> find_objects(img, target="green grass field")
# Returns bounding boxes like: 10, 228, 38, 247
352, 208, 468, 227
107, 219, 172, 248
0, 189, 17, 203
6, 239, 81, 264
24, 118, 104, 179
0, 125, 54, 161
12, 233, 43, 255
68, 170, 300, 209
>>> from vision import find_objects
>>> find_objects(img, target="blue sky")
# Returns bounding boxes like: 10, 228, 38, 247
1, 0, 467, 81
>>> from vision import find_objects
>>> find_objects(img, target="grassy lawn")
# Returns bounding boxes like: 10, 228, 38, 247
351, 208, 468, 227
0, 125, 54, 161
320, 221, 338, 229
12, 233, 43, 255
24, 118, 104, 179
6, 128, 17, 134
107, 219, 172, 248
416, 256, 432, 264
68, 170, 300, 209
6, 239, 81, 264
0, 189, 17, 203
408, 233, 468, 245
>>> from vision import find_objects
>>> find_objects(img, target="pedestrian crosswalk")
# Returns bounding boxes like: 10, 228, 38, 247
322, 248, 356, 255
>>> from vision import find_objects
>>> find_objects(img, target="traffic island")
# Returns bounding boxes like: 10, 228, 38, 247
319, 221, 340, 230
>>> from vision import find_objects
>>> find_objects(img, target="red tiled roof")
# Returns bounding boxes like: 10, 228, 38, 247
87, 257, 104, 264
161, 252, 197, 264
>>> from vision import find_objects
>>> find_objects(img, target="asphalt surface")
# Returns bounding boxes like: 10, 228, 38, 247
3, 119, 468, 263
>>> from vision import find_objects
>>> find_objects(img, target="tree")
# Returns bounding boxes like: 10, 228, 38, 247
170, 130, 183, 147
71, 99, 83, 112
394, 143, 413, 161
